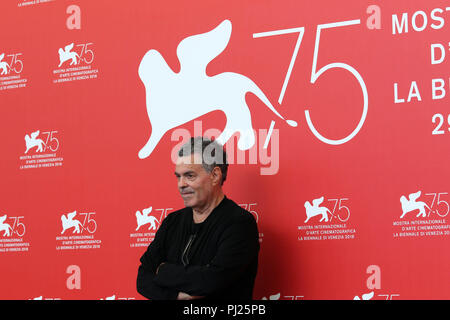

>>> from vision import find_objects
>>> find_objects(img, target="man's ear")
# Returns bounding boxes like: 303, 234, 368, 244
211, 167, 223, 186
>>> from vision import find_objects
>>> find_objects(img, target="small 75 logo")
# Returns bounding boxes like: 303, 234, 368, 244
304, 196, 350, 223
400, 191, 449, 219
58, 43, 94, 67
0, 215, 25, 237
61, 211, 97, 234
25, 130, 60, 154
0, 53, 23, 75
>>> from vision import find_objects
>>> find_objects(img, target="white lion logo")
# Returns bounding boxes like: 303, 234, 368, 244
400, 191, 430, 219
61, 211, 82, 234
0, 53, 10, 75
58, 43, 80, 67
353, 291, 374, 300
24, 130, 45, 154
0, 215, 12, 237
304, 196, 332, 223
137, 19, 297, 159
261, 293, 281, 300
135, 206, 159, 231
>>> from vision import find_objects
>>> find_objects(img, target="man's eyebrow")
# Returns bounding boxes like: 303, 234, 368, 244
174, 170, 196, 176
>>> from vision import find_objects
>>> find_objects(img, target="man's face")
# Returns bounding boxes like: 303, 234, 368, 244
175, 154, 215, 209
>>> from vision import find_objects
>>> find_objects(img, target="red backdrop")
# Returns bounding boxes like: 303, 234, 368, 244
1, 0, 449, 300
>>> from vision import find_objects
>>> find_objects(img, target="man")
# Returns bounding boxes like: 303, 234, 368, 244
136, 137, 260, 300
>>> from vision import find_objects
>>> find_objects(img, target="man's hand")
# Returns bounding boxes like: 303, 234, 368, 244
177, 292, 205, 300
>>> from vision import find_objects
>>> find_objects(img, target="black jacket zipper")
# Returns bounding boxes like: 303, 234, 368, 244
181, 234, 196, 266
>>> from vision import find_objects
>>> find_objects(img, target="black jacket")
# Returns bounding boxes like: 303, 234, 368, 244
136, 196, 260, 300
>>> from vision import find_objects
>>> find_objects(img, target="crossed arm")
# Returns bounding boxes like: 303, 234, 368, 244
136, 215, 259, 300
136, 217, 179, 300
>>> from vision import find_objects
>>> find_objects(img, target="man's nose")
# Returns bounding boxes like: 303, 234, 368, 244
178, 176, 188, 188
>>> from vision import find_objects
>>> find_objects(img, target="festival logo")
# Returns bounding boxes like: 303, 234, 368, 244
400, 191, 431, 219
138, 17, 370, 164
239, 203, 263, 243
0, 54, 11, 75
304, 197, 333, 223
0, 51, 28, 91
297, 196, 357, 242
137, 19, 297, 161
353, 291, 375, 300
58, 43, 81, 67
0, 214, 30, 253
135, 206, 160, 231
393, 190, 450, 239
52, 42, 99, 84
56, 211, 102, 251
130, 206, 172, 248
0, 215, 13, 237
261, 293, 281, 300
24, 130, 45, 154
60, 211, 84, 235
19, 130, 63, 170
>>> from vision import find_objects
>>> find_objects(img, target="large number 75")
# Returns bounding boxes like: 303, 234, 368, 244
254, 19, 368, 145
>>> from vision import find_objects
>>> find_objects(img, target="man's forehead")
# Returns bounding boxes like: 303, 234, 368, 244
176, 154, 203, 165
175, 154, 205, 173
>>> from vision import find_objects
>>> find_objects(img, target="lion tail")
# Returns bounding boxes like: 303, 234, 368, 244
245, 77, 297, 127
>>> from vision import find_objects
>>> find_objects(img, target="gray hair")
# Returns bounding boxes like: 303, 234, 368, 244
178, 137, 228, 185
